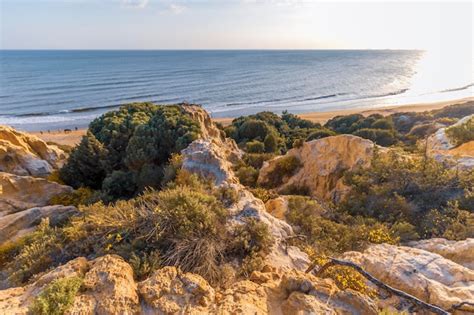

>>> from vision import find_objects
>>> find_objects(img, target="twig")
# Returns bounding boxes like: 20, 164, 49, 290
306, 257, 449, 315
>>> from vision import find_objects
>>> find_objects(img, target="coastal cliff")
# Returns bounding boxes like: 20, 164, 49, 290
0, 103, 473, 314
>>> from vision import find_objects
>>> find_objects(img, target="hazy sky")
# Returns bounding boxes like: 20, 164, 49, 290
0, 0, 472, 52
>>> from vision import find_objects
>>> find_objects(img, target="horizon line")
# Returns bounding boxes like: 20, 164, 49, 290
0, 48, 424, 52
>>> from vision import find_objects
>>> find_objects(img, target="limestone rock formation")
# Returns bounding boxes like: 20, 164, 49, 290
0, 172, 72, 215
343, 243, 474, 311
0, 255, 378, 314
0, 205, 78, 245
408, 238, 474, 270
427, 114, 474, 169
180, 106, 310, 272
258, 135, 381, 202
0, 125, 67, 177
264, 196, 289, 220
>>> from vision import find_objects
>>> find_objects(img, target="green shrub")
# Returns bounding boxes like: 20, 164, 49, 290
5, 219, 64, 285
102, 170, 137, 201
353, 128, 397, 146
260, 155, 302, 188
246, 140, 265, 153
445, 116, 474, 146
235, 165, 259, 187
243, 153, 274, 169
230, 218, 273, 257
292, 138, 305, 148
341, 151, 473, 238
263, 132, 279, 153
390, 221, 420, 242
129, 250, 161, 280
237, 119, 273, 142
59, 132, 108, 189
30, 276, 83, 315
59, 104, 200, 200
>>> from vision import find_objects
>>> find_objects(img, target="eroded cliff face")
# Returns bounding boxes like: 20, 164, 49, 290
0, 126, 75, 248
0, 125, 67, 177
258, 135, 384, 203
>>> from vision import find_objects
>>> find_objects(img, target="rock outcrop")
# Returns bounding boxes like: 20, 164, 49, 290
0, 205, 78, 245
0, 172, 72, 215
408, 238, 474, 270
0, 125, 66, 177
181, 106, 310, 272
343, 243, 474, 311
0, 254, 378, 314
427, 114, 474, 169
258, 135, 382, 202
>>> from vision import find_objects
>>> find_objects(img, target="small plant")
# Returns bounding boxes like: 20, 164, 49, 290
250, 187, 278, 203
129, 251, 161, 280
235, 165, 259, 187
30, 276, 83, 315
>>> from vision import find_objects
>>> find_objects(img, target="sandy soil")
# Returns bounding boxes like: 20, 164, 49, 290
33, 97, 473, 147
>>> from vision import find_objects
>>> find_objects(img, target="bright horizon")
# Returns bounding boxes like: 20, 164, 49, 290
1, 1, 472, 53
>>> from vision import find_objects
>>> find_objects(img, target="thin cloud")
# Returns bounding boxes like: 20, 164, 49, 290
121, 0, 149, 9
168, 3, 186, 14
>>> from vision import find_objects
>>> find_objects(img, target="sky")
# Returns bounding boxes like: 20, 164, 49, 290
0, 0, 472, 52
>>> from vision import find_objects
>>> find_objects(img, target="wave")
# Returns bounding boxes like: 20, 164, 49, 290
440, 83, 474, 93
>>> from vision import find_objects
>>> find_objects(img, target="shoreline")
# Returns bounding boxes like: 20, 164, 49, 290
33, 97, 473, 147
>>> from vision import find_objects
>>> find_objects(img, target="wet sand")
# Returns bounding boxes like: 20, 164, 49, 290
33, 97, 473, 147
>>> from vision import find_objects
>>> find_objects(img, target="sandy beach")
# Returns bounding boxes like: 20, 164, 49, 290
33, 97, 473, 147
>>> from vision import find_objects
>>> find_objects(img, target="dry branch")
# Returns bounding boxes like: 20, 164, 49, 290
306, 257, 450, 315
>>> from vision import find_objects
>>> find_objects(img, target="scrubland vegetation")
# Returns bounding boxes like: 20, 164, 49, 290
2, 102, 473, 307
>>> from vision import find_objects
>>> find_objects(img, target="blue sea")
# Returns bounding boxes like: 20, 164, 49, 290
0, 50, 472, 131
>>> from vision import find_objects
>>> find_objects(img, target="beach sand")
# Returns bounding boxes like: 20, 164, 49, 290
33, 97, 473, 147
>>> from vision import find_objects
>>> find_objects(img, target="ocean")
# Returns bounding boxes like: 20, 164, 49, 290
0, 50, 472, 131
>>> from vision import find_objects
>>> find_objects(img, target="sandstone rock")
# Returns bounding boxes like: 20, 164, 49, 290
69, 255, 139, 314
139, 266, 215, 314
427, 114, 474, 170
0, 205, 78, 245
265, 196, 289, 220
408, 238, 474, 270
0, 172, 72, 215
0, 125, 66, 177
258, 135, 381, 202
343, 243, 474, 311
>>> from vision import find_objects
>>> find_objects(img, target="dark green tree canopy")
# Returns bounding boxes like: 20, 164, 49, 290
60, 103, 201, 200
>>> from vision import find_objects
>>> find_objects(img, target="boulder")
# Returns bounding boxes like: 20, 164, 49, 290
139, 266, 215, 314
258, 135, 381, 203
0, 125, 66, 177
408, 238, 474, 270
0, 172, 72, 215
69, 255, 140, 314
343, 243, 474, 311
0, 205, 78, 245
264, 196, 289, 220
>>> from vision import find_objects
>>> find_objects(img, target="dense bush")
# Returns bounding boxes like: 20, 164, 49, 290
49, 187, 98, 207
353, 128, 398, 146
226, 111, 333, 153
285, 196, 397, 255
340, 151, 474, 238
60, 104, 200, 200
